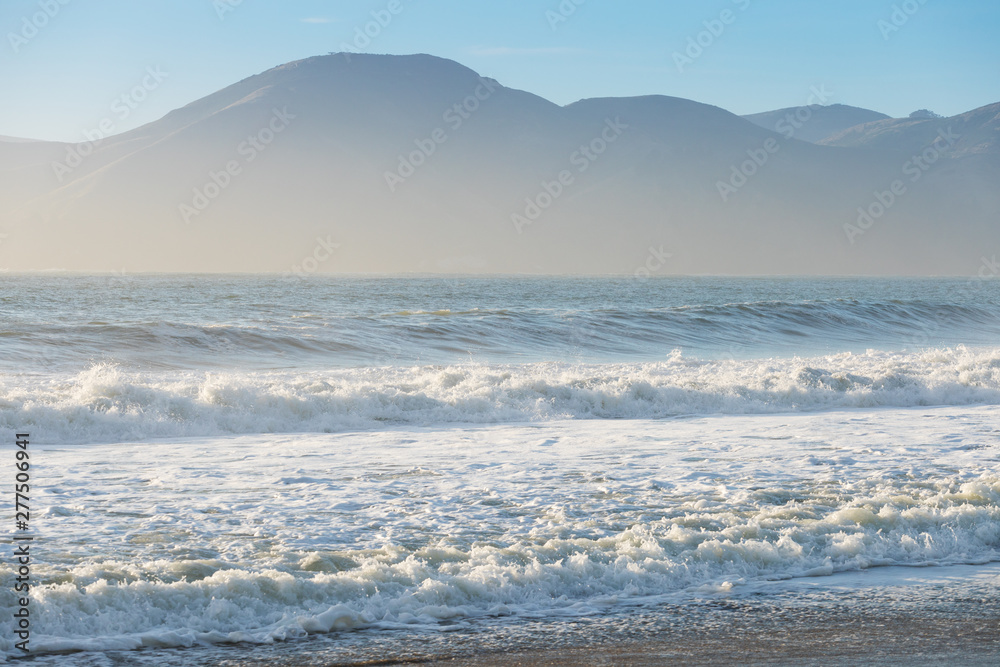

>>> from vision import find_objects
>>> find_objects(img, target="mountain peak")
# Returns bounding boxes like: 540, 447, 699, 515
742, 104, 891, 143
1, 53, 997, 275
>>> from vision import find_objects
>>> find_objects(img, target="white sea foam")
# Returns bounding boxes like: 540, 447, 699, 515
2, 407, 999, 658
2, 346, 1000, 444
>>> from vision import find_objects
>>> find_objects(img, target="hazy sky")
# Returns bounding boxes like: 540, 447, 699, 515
2, 0, 997, 142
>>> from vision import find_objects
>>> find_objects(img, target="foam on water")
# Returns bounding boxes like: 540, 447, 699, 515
1, 408, 999, 659
2, 346, 1000, 444
3, 277, 999, 661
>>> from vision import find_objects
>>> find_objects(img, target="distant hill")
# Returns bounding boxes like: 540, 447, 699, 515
818, 102, 1000, 157
0, 54, 996, 275
742, 104, 891, 144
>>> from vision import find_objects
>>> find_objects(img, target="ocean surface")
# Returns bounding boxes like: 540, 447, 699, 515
2, 275, 1000, 663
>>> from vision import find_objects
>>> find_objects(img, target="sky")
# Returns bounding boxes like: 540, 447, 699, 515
1, 0, 998, 142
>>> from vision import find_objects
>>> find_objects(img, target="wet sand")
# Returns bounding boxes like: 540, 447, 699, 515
255, 613, 999, 667
419, 613, 1000, 666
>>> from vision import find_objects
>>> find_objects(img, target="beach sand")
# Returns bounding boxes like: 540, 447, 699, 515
418, 614, 1000, 666
227, 610, 1000, 667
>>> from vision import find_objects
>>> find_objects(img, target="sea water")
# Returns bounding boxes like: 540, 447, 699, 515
1, 275, 999, 662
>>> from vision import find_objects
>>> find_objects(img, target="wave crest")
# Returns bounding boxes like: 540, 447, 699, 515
3, 346, 1000, 443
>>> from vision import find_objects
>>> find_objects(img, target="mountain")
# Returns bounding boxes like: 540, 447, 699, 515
819, 102, 1000, 156
742, 104, 891, 144
0, 54, 997, 275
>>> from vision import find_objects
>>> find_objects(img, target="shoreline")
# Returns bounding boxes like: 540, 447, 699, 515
186, 563, 1000, 666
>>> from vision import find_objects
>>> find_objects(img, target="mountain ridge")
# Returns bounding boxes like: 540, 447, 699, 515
0, 53, 996, 275
742, 104, 892, 144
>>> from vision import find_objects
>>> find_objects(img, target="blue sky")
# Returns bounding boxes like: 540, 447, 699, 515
2, 0, 997, 141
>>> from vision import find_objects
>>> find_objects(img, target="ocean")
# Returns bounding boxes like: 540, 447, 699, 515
2, 275, 1000, 664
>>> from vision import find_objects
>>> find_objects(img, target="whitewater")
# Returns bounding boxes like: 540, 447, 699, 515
1, 275, 999, 663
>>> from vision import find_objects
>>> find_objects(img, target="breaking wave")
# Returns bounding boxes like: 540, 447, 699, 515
3, 346, 1000, 444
